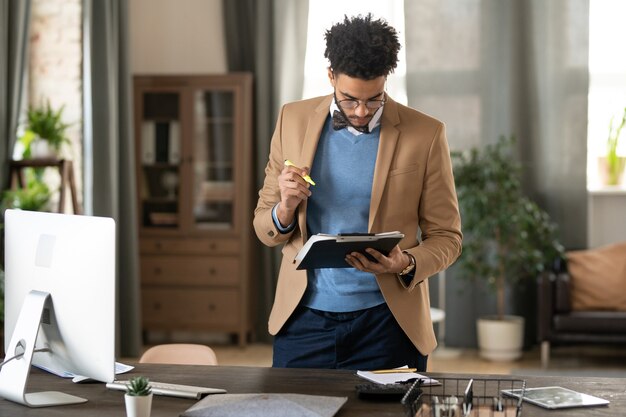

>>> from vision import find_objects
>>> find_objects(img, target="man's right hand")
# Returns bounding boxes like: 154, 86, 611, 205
276, 164, 312, 227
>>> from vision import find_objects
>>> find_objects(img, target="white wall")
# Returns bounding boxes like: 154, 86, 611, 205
129, 0, 227, 74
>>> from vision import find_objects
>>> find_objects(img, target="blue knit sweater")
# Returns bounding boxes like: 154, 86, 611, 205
301, 117, 385, 312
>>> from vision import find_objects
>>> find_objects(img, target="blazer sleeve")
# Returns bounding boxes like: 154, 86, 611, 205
253, 105, 297, 247
407, 122, 462, 290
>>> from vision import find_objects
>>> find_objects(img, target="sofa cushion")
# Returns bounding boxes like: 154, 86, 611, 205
567, 242, 626, 311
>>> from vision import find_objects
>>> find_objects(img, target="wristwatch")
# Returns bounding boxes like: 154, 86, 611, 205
398, 251, 416, 276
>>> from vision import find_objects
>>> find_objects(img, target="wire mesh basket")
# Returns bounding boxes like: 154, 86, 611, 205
401, 376, 526, 417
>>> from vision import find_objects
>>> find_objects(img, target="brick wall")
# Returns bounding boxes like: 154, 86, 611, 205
28, 0, 82, 211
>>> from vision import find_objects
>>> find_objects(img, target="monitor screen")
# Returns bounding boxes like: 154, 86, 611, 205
3, 210, 116, 387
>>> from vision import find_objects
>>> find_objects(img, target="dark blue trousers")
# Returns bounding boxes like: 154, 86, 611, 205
273, 302, 428, 371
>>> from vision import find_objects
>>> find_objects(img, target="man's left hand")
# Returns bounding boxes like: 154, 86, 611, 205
345, 245, 410, 274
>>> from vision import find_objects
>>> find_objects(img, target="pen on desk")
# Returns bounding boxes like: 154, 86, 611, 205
371, 368, 418, 374
284, 159, 316, 186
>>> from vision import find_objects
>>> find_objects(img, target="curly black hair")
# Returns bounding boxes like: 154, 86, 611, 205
324, 13, 401, 79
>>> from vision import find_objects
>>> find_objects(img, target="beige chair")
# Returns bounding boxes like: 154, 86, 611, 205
139, 343, 218, 366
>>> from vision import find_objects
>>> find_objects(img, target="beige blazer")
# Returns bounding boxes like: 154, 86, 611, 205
253, 94, 462, 355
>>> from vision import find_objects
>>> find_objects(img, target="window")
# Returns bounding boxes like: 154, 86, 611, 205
13, 0, 83, 209
587, 0, 626, 189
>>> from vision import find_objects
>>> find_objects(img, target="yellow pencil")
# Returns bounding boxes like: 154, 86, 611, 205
284, 159, 316, 186
371, 368, 418, 374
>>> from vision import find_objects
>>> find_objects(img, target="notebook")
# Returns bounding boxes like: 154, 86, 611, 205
180, 393, 347, 417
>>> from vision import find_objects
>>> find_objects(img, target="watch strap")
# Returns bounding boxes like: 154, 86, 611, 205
398, 251, 416, 276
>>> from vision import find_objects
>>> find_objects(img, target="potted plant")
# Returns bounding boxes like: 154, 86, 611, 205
1, 179, 51, 212
452, 136, 564, 361
0, 267, 4, 356
600, 107, 626, 186
20, 101, 71, 159
0, 174, 50, 354
125, 376, 153, 417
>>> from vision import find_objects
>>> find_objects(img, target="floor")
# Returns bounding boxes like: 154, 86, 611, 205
140, 330, 626, 375
206, 343, 626, 376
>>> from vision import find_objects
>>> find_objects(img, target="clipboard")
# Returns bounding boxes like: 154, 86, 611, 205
294, 231, 404, 270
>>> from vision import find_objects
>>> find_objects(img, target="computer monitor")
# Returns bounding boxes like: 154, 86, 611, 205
0, 209, 116, 407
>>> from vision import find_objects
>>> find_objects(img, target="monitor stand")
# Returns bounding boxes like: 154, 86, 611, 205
0, 290, 87, 407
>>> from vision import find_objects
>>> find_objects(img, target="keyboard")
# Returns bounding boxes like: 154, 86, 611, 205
106, 380, 227, 400
355, 382, 412, 400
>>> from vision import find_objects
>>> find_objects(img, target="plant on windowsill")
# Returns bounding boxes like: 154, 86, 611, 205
601, 107, 626, 186
451, 135, 564, 361
125, 376, 153, 417
19, 100, 71, 160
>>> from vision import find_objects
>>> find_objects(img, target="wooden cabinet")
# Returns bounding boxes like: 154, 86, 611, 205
133, 74, 254, 345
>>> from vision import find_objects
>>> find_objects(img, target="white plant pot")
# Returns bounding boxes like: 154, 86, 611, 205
30, 137, 56, 159
597, 156, 626, 186
124, 393, 153, 417
477, 315, 524, 361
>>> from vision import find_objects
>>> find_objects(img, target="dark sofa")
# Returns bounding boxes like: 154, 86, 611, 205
537, 270, 626, 368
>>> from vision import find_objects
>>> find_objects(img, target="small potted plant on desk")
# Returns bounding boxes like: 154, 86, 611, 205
125, 376, 153, 417
452, 136, 564, 361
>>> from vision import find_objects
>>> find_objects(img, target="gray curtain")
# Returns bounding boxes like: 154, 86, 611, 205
222, 0, 308, 342
404, 0, 589, 348
0, 0, 30, 191
84, 0, 141, 357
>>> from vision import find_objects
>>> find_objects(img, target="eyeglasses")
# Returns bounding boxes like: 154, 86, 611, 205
335, 92, 386, 110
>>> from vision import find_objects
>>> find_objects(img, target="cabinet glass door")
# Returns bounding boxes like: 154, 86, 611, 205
192, 90, 235, 230
140, 92, 181, 228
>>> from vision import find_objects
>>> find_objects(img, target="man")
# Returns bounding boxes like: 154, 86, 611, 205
253, 14, 462, 371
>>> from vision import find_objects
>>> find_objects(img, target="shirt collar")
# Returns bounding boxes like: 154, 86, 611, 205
329, 98, 383, 136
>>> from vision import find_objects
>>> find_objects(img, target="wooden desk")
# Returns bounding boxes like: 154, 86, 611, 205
1, 365, 624, 416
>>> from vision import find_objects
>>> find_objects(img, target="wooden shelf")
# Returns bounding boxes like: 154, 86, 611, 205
134, 73, 254, 346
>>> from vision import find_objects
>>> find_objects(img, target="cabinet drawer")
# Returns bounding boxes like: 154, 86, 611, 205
142, 288, 239, 328
140, 237, 239, 255
141, 256, 239, 286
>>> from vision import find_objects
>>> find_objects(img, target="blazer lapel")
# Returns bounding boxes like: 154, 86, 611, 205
369, 97, 400, 231
298, 95, 332, 242
300, 96, 331, 167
